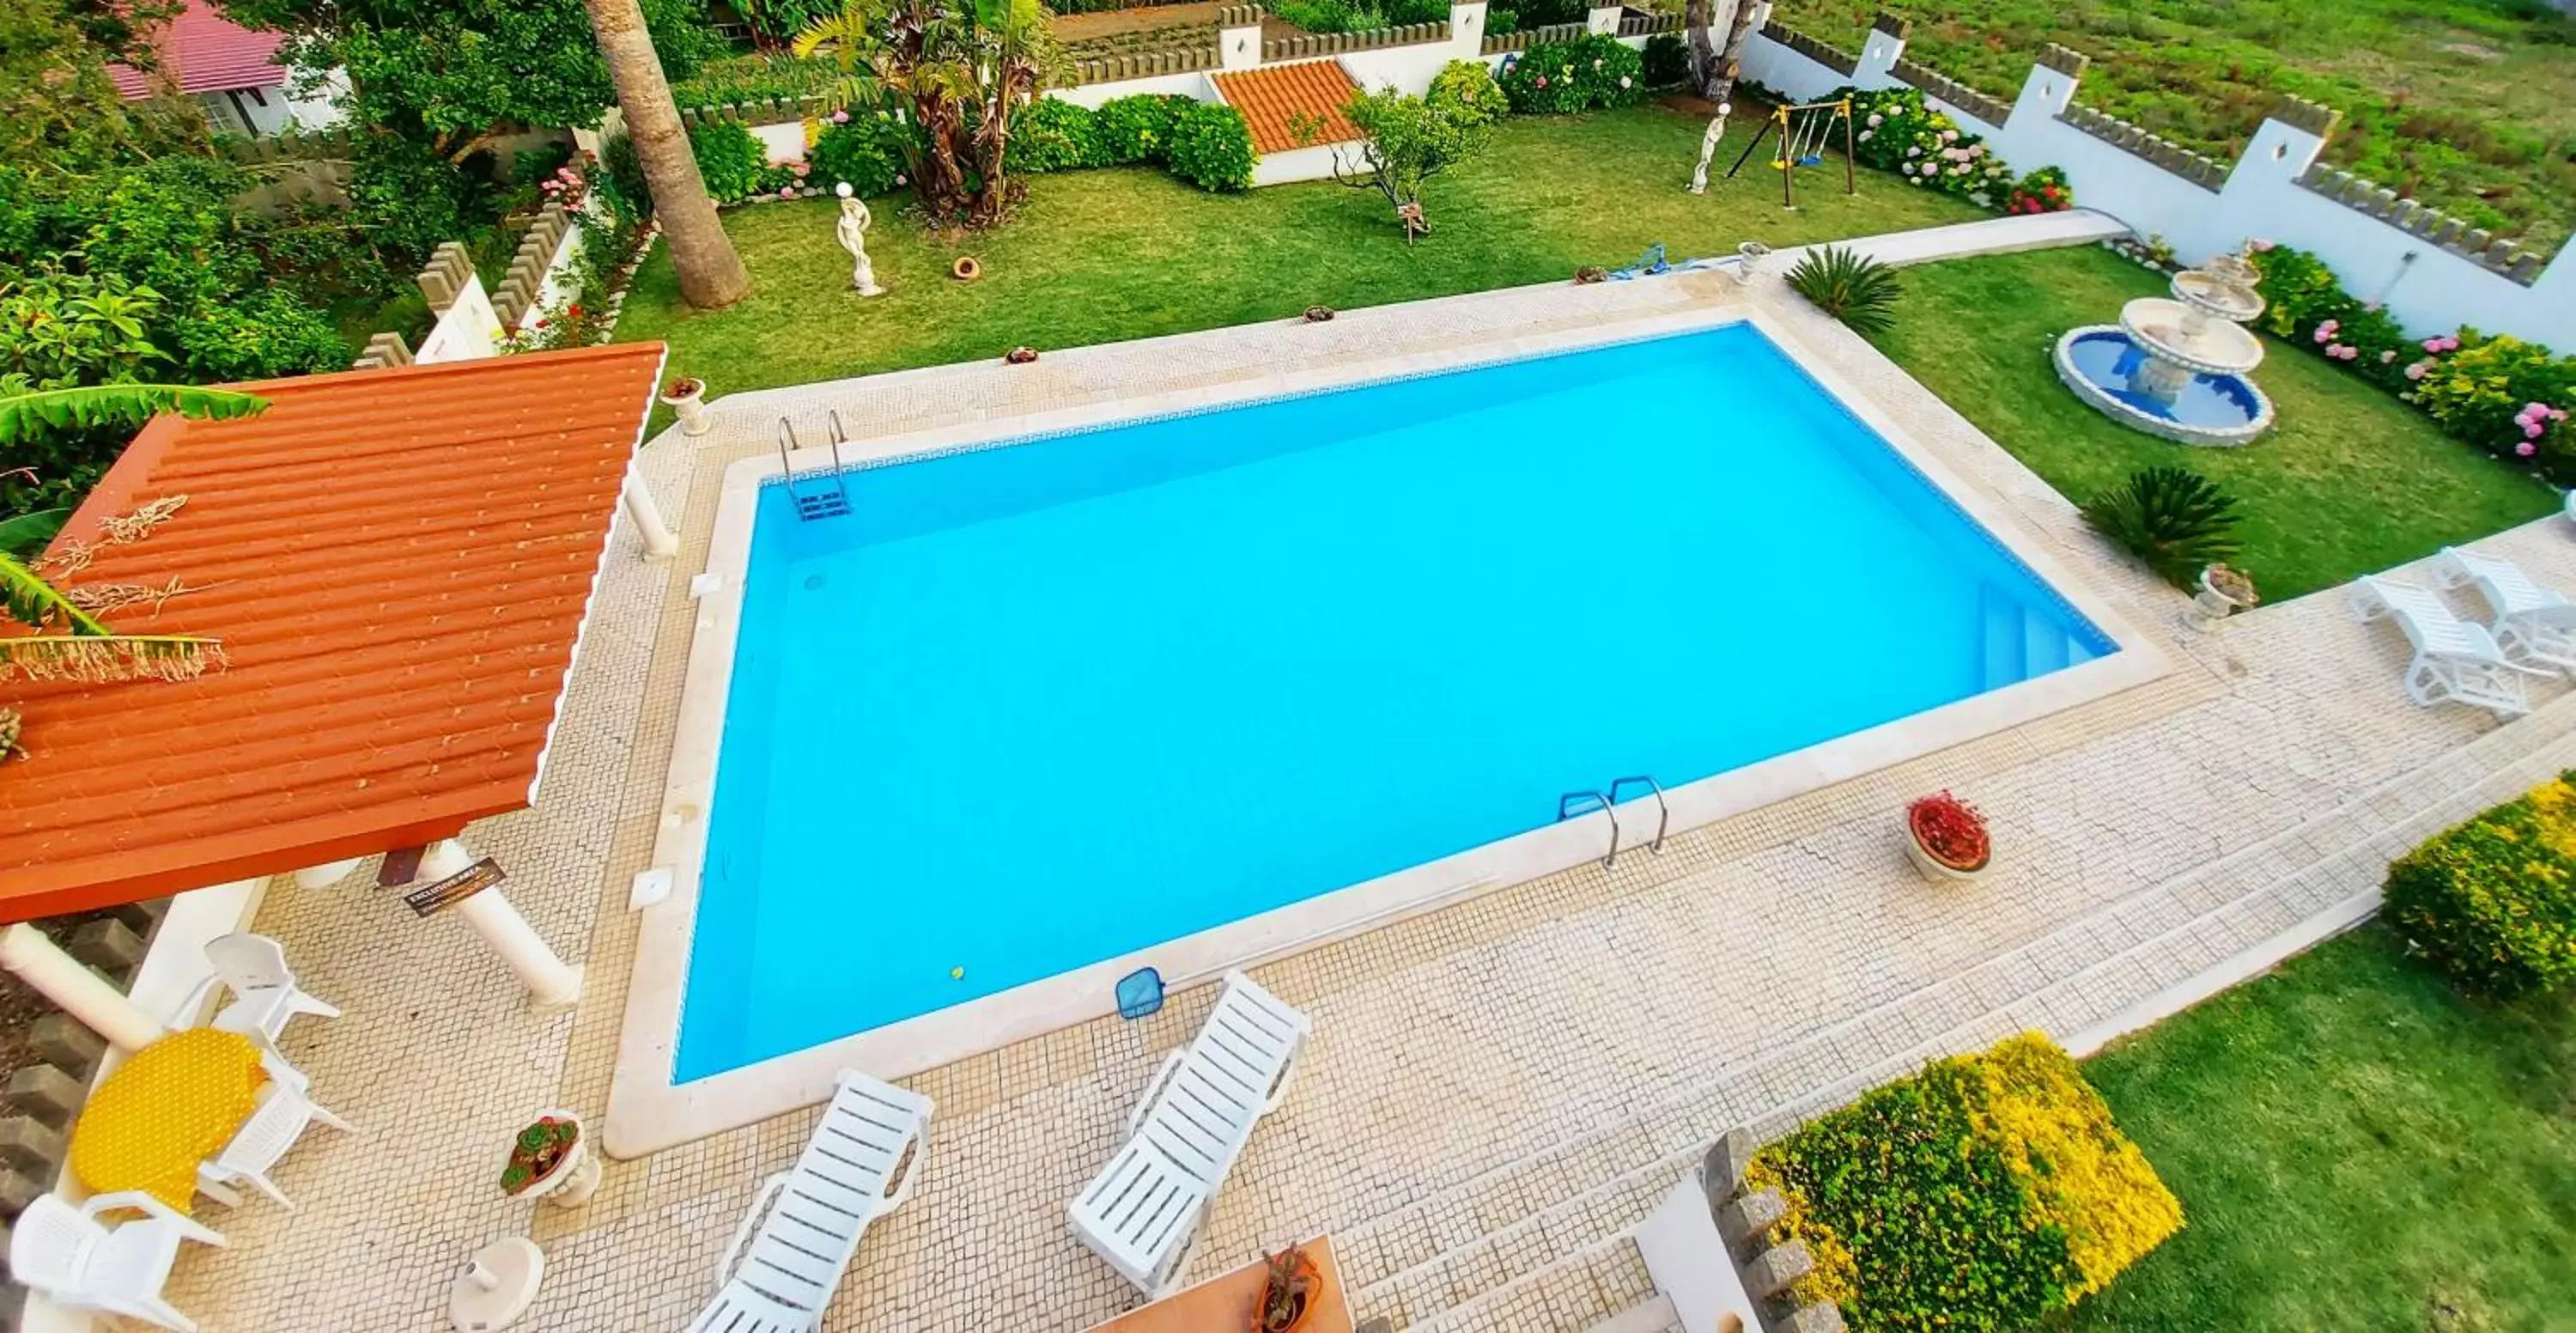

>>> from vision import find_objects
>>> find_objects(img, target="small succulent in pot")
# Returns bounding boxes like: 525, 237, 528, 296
2196, 562, 2258, 617
1303, 305, 1335, 323
660, 376, 704, 401
1574, 265, 1608, 285
1252, 1243, 1320, 1333
500, 1116, 580, 1196
1905, 790, 1991, 880
1004, 345, 1040, 364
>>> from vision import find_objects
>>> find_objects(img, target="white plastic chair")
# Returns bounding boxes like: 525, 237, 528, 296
2429, 546, 2576, 673
1069, 970, 1311, 1296
684, 1069, 933, 1333
195, 1080, 355, 1210
172, 934, 340, 1053
2349, 574, 2548, 718
8, 1191, 224, 1332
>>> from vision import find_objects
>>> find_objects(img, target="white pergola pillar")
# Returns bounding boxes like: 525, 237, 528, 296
621, 468, 678, 562
420, 839, 584, 1008
0, 922, 167, 1054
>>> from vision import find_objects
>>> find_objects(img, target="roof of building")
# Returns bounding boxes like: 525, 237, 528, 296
1212, 59, 1364, 155
106, 1, 289, 100
0, 343, 668, 922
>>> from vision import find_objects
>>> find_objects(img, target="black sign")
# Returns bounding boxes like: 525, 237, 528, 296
406, 856, 505, 918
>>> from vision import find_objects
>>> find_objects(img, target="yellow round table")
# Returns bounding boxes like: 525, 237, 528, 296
69, 1028, 267, 1211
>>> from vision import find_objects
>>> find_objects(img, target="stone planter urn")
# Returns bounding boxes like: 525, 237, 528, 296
2194, 563, 2257, 623
1904, 791, 1991, 882
660, 377, 712, 438
501, 1111, 600, 1210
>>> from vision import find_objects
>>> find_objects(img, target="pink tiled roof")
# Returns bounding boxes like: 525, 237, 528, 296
105, 1, 289, 100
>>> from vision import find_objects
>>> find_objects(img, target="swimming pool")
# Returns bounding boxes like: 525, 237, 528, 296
671, 321, 2118, 1080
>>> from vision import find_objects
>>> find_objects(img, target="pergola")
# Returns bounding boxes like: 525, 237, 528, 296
0, 343, 676, 1051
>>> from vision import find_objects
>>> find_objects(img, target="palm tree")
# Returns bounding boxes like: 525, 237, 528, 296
797, 0, 1062, 228
580, 0, 752, 310
0, 380, 264, 684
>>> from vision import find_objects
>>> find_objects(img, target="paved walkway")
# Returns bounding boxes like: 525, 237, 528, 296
155, 239, 2574, 1333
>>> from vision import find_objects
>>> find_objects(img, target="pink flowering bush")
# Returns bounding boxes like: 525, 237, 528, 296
1837, 85, 2014, 207
2253, 244, 2576, 482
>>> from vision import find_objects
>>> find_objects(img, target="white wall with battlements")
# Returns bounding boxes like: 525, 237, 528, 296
1736, 17, 2574, 348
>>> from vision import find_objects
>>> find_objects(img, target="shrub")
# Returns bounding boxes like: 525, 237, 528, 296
1340, 85, 1490, 240
1498, 35, 1643, 114
1485, 6, 1516, 33
1844, 85, 2013, 206
689, 119, 771, 204
2080, 466, 2242, 587
1165, 101, 1256, 192
1642, 33, 1691, 88
1786, 246, 1904, 338
1008, 97, 1104, 173
2004, 165, 2073, 215
1270, 0, 1445, 33
2385, 772, 2576, 1000
1425, 59, 1505, 130
810, 113, 911, 197
1753, 1033, 2179, 1333
1093, 94, 1193, 166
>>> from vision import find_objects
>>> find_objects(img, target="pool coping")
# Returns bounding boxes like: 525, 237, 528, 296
604, 300, 2172, 1158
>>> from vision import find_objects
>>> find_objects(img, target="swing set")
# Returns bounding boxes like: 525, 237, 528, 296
1724, 97, 1856, 208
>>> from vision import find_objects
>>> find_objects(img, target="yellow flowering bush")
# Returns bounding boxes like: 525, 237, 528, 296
1748, 1032, 2180, 1331
2384, 771, 2576, 999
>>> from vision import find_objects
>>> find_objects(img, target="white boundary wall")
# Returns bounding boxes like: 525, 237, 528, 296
1735, 17, 2574, 347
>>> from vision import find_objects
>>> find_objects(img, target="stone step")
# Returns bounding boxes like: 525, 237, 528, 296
1340, 699, 2576, 1329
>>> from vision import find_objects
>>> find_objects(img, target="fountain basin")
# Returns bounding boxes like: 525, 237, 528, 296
2118, 297, 2266, 375
2054, 326, 2275, 447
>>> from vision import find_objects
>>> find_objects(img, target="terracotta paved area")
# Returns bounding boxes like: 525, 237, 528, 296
157, 237, 2576, 1333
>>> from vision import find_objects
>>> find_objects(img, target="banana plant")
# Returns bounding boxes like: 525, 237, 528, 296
0, 379, 265, 682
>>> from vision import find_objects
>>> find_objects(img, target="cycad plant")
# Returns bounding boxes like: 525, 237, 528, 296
1786, 245, 1905, 338
2080, 466, 2243, 587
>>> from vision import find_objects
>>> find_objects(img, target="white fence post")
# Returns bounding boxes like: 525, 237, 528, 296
1218, 4, 1264, 70
1585, 3, 1620, 35
1449, 0, 1487, 56
1854, 12, 1907, 89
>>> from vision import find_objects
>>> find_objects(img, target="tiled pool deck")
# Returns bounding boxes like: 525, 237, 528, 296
159, 251, 2574, 1332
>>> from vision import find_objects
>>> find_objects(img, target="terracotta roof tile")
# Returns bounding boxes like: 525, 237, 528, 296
106, 1, 289, 99
1212, 59, 1364, 155
0, 343, 667, 920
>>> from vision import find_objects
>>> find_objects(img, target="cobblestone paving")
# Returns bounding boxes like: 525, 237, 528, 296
159, 241, 2576, 1333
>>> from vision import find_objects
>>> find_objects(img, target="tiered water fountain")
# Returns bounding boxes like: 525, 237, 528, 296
2055, 250, 2275, 447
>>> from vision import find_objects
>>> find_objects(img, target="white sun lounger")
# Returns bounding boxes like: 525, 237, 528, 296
1069, 970, 1312, 1297
685, 1070, 933, 1333
2348, 573, 2547, 718
2429, 546, 2576, 673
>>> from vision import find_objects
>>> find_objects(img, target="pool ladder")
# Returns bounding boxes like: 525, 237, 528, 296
1556, 775, 1670, 869
775, 412, 853, 521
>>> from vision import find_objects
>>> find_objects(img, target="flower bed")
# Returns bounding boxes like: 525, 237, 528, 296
2384, 770, 2576, 1000
1746, 1033, 2182, 1332
2250, 243, 2574, 483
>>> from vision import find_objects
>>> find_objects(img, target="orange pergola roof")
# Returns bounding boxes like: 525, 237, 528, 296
0, 343, 668, 922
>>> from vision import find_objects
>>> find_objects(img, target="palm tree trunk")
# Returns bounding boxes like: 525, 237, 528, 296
581, 0, 750, 310
1706, 0, 1765, 105
1684, 0, 1717, 97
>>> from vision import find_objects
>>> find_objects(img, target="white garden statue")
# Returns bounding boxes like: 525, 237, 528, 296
1687, 103, 1732, 195
835, 183, 884, 297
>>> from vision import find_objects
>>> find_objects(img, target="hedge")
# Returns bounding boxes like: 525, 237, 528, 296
1498, 34, 1645, 115
2251, 244, 2576, 484
2384, 771, 2576, 999
1748, 1033, 2182, 1332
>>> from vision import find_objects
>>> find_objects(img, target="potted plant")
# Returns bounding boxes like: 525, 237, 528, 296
2195, 563, 2258, 621
1904, 791, 1991, 881
500, 1111, 600, 1208
1250, 1243, 1321, 1333
659, 376, 712, 437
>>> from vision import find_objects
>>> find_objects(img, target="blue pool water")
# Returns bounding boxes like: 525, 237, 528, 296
678, 324, 2113, 1078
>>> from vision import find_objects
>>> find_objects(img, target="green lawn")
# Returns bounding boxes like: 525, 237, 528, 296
2070, 928, 2576, 1331
1874, 246, 2555, 600
615, 104, 1983, 396
1789, 0, 2576, 253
